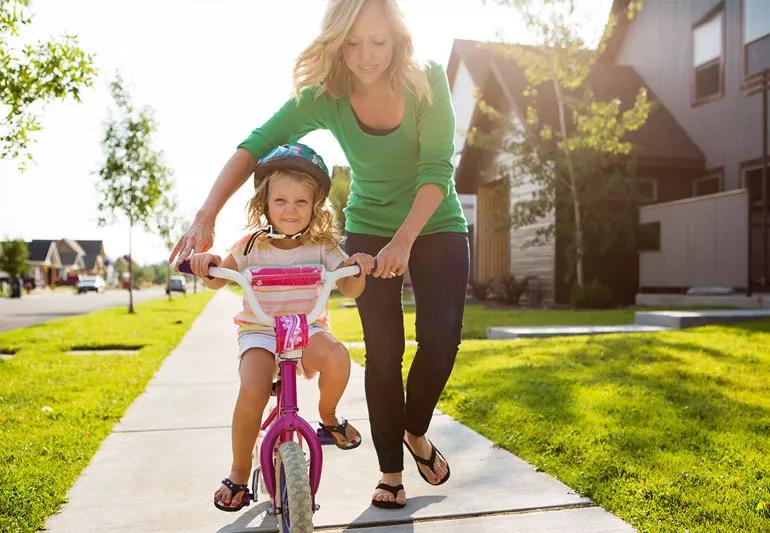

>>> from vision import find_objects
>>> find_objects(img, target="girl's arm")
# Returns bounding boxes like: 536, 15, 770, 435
335, 252, 375, 299
190, 253, 238, 290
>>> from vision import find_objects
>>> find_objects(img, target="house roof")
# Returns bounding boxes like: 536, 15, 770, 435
57, 239, 86, 268
448, 38, 705, 171
76, 240, 107, 270
26, 240, 62, 266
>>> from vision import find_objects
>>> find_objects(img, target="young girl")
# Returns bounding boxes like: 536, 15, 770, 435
188, 143, 375, 512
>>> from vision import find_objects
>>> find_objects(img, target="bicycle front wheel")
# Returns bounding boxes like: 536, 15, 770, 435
275, 441, 313, 533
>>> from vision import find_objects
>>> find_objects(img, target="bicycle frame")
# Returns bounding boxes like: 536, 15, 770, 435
179, 260, 359, 512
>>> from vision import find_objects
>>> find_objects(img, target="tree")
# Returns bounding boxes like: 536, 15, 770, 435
96, 74, 174, 313
1, 0, 96, 170
0, 239, 28, 296
476, 0, 651, 287
155, 196, 182, 299
328, 165, 351, 231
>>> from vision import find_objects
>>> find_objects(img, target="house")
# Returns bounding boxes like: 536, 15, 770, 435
56, 239, 86, 285
448, 0, 769, 304
76, 240, 108, 277
601, 0, 769, 300
26, 240, 62, 287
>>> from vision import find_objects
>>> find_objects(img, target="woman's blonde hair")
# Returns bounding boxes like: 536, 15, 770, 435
293, 0, 432, 104
246, 169, 340, 247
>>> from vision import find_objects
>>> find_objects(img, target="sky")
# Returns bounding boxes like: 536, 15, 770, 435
0, 0, 611, 264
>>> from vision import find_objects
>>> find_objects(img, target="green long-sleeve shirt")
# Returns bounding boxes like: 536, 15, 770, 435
238, 61, 467, 237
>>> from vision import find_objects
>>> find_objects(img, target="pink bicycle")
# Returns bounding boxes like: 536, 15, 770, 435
180, 260, 361, 532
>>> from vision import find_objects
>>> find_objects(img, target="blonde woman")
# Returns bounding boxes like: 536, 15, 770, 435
171, 0, 469, 509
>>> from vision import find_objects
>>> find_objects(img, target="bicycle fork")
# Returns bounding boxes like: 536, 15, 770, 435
258, 359, 323, 512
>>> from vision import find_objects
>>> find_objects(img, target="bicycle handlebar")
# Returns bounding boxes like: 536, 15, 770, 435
177, 260, 360, 326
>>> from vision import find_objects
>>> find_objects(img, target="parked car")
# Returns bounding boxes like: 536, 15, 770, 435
166, 275, 187, 295
77, 275, 106, 294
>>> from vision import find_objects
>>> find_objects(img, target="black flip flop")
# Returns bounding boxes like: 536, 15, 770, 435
214, 478, 252, 512
371, 482, 406, 509
318, 419, 362, 450
403, 438, 451, 486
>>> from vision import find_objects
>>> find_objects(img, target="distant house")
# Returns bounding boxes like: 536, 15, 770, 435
76, 240, 108, 277
56, 239, 86, 284
448, 0, 770, 303
26, 240, 62, 287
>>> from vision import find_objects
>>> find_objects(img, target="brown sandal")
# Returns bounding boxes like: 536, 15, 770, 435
318, 419, 361, 450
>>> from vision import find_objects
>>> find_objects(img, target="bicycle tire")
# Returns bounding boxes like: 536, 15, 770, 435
275, 441, 313, 533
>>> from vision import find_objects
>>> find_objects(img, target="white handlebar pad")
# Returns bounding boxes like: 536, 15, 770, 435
207, 265, 361, 326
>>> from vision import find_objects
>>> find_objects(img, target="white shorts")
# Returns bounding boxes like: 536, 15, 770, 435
237, 325, 326, 378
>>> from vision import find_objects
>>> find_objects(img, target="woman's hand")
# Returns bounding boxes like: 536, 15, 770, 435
189, 252, 222, 279
169, 212, 216, 267
338, 252, 375, 277
373, 236, 413, 279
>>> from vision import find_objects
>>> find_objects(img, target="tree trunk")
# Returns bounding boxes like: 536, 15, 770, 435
552, 77, 585, 287
128, 221, 135, 314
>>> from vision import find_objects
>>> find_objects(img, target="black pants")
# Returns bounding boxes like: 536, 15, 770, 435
345, 232, 469, 473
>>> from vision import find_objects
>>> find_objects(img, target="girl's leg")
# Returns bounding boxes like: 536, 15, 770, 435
214, 347, 275, 508
345, 233, 407, 505
404, 232, 469, 482
302, 331, 360, 446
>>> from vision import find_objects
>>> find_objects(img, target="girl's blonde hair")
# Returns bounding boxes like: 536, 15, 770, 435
246, 169, 340, 246
293, 0, 432, 104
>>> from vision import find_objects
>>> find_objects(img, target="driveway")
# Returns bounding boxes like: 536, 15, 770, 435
0, 287, 172, 332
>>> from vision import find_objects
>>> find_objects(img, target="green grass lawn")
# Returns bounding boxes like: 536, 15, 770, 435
330, 297, 770, 532
0, 292, 213, 533
328, 294, 678, 341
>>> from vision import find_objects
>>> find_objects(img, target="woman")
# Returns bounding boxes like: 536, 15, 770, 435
170, 0, 469, 509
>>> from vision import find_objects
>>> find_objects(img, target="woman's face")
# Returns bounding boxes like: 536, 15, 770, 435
266, 173, 315, 236
342, 0, 395, 88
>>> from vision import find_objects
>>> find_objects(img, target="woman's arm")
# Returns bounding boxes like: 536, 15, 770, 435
371, 184, 443, 278
169, 88, 329, 270
372, 62, 455, 279
169, 149, 255, 271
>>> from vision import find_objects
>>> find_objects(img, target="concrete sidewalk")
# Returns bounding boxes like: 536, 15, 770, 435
45, 291, 634, 532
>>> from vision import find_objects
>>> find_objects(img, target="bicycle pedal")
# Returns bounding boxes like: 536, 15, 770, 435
316, 427, 335, 445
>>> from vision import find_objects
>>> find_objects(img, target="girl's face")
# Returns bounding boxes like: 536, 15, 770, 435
266, 173, 316, 236
342, 0, 395, 88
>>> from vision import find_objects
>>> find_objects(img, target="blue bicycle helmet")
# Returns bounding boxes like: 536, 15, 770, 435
253, 143, 331, 198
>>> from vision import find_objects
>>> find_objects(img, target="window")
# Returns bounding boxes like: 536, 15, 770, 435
637, 177, 658, 204
692, 173, 722, 197
637, 222, 661, 252
743, 164, 770, 207
743, 0, 770, 79
692, 5, 724, 104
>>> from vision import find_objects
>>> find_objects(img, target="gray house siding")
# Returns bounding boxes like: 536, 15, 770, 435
614, 0, 767, 191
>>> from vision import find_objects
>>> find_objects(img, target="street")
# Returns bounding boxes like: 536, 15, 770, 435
0, 287, 171, 332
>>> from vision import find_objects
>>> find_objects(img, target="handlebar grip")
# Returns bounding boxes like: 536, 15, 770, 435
177, 260, 214, 280
177, 260, 193, 274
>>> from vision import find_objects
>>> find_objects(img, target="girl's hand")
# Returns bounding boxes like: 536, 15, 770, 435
189, 252, 222, 278
169, 213, 216, 266
373, 237, 412, 279
338, 252, 375, 277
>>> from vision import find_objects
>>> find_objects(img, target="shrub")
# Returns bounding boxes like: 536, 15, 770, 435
497, 274, 535, 305
468, 278, 494, 301
526, 281, 546, 307
570, 279, 614, 309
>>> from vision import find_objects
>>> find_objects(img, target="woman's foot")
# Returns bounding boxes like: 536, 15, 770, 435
213, 469, 250, 510
320, 414, 362, 449
404, 432, 449, 485
371, 472, 407, 507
